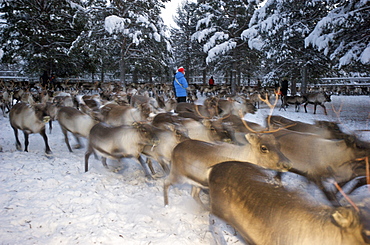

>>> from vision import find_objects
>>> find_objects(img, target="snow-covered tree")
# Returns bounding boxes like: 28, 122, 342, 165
0, 0, 87, 76
171, 0, 205, 83
242, 0, 334, 89
305, 0, 370, 72
102, 0, 171, 84
191, 0, 260, 93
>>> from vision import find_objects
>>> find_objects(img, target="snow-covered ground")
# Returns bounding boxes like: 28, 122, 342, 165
0, 95, 369, 244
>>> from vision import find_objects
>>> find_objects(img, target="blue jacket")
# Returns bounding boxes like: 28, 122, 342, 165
173, 72, 188, 97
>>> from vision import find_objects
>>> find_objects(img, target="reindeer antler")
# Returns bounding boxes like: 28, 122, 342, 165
194, 104, 212, 119
329, 179, 360, 213
238, 109, 294, 134
331, 103, 343, 122
356, 156, 370, 193
258, 89, 279, 129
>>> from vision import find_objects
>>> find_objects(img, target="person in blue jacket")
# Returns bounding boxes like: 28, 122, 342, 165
173, 67, 188, 103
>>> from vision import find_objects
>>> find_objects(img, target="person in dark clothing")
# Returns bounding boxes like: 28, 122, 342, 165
280, 78, 289, 107
209, 76, 215, 86
40, 71, 49, 89
280, 78, 289, 96
49, 73, 56, 90
173, 67, 188, 103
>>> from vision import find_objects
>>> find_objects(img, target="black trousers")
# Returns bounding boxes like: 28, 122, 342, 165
176, 96, 186, 103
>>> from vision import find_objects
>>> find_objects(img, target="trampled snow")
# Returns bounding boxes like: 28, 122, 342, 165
0, 94, 369, 244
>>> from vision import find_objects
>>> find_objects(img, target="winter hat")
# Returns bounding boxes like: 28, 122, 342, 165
177, 67, 185, 73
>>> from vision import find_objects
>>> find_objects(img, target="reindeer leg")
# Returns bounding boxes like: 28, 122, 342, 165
304, 103, 308, 113
84, 145, 93, 172
191, 186, 207, 208
138, 155, 154, 178
163, 179, 171, 206
62, 127, 73, 152
101, 157, 109, 169
320, 104, 327, 115
73, 134, 83, 149
48, 120, 53, 134
313, 104, 317, 114
146, 157, 164, 177
12, 127, 22, 151
23, 131, 29, 152
40, 128, 52, 155
158, 158, 170, 175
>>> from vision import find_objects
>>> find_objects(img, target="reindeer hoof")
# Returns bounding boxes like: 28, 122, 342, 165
45, 150, 53, 157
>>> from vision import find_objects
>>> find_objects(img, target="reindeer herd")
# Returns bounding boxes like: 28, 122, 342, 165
1, 80, 370, 244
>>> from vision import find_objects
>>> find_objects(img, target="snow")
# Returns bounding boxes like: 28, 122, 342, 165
360, 45, 370, 64
206, 41, 236, 64
104, 13, 161, 45
196, 14, 215, 30
0, 95, 369, 244
105, 15, 126, 35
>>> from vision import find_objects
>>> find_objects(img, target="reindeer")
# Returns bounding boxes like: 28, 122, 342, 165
0, 90, 13, 116
100, 103, 151, 126
240, 95, 369, 204
141, 123, 189, 175
216, 97, 257, 117
268, 125, 369, 203
280, 95, 307, 112
209, 161, 370, 245
130, 94, 161, 114
9, 102, 52, 155
163, 132, 291, 206
303, 92, 331, 115
176, 102, 217, 118
84, 122, 159, 177
57, 107, 99, 152
269, 115, 338, 138
151, 112, 233, 143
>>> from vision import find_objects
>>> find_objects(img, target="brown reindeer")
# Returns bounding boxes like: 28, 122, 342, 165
141, 123, 189, 175
84, 122, 159, 177
303, 92, 331, 115
100, 103, 151, 126
57, 107, 99, 152
268, 125, 369, 203
163, 133, 291, 206
9, 102, 52, 155
280, 95, 307, 112
209, 161, 370, 245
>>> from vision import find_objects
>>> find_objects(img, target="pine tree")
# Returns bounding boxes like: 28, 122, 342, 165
0, 0, 87, 76
305, 0, 370, 72
191, 0, 260, 93
242, 0, 333, 89
171, 0, 205, 83
102, 0, 171, 84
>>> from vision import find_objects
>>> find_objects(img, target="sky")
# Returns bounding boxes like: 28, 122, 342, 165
161, 0, 196, 28
161, 0, 182, 27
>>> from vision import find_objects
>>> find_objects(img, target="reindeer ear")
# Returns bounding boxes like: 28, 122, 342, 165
245, 133, 258, 144
331, 207, 357, 228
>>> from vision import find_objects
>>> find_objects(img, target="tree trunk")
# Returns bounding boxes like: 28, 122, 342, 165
231, 69, 236, 95
301, 66, 307, 94
100, 67, 104, 83
291, 79, 297, 95
119, 41, 126, 87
